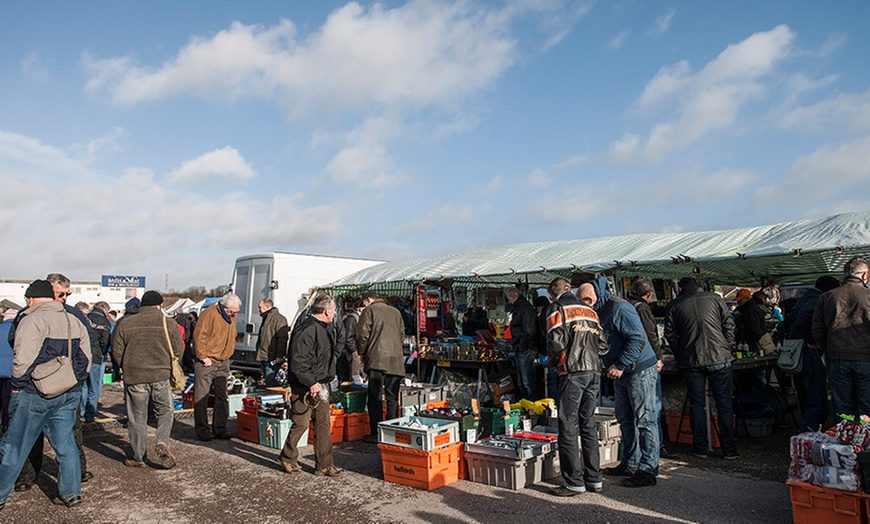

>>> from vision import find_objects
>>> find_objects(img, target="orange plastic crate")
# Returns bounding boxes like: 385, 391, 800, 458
345, 412, 371, 441
427, 400, 449, 410
665, 412, 722, 449
379, 442, 461, 491
787, 481, 866, 524
235, 410, 259, 443
309, 413, 346, 444
457, 444, 467, 480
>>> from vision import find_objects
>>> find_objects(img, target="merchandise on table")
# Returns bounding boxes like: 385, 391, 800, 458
378, 416, 460, 451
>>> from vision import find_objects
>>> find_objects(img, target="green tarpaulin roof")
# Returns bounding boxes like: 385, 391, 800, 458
322, 211, 870, 292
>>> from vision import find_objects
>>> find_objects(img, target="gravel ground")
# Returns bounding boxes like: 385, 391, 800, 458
0, 384, 796, 523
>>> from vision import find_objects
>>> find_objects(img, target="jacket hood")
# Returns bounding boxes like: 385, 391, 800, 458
125, 297, 141, 315
592, 276, 611, 312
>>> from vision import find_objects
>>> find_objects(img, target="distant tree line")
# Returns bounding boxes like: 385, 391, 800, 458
164, 285, 230, 302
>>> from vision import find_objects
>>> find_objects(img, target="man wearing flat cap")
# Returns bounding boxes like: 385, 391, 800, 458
112, 291, 183, 469
0, 279, 91, 511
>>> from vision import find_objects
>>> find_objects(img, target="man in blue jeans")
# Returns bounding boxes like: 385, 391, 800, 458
545, 277, 610, 496
505, 287, 538, 401
665, 277, 738, 459
582, 277, 659, 488
0, 279, 91, 512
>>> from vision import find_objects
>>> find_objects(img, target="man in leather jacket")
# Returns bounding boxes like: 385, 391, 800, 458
545, 277, 609, 497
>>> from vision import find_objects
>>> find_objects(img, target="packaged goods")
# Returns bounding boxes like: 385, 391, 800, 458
834, 420, 870, 449
790, 432, 836, 463
810, 441, 861, 470
812, 466, 861, 492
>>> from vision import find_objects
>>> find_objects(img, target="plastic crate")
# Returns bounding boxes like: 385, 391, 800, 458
228, 392, 265, 417
481, 407, 521, 435
735, 417, 775, 438
309, 412, 346, 444
417, 411, 479, 442
402, 404, 424, 417
258, 416, 309, 450
426, 400, 449, 410
378, 416, 460, 451
600, 438, 620, 467
379, 442, 462, 491
665, 411, 722, 449
344, 412, 371, 441
399, 386, 423, 408
466, 438, 552, 460
341, 387, 369, 413
420, 385, 444, 405
236, 410, 259, 443
102, 372, 113, 385
787, 481, 866, 524
464, 450, 547, 490
595, 411, 621, 440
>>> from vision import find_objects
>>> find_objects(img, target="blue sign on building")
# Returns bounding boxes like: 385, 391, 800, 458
101, 275, 146, 288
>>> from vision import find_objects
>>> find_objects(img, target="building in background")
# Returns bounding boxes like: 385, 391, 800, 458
0, 275, 146, 313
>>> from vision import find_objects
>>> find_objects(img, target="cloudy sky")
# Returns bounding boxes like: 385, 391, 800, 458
2, 1, 869, 290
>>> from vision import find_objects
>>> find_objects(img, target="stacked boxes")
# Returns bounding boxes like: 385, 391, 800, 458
480, 407, 520, 435
378, 416, 460, 451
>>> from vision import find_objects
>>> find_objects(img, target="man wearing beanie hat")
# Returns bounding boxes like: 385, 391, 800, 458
0, 279, 91, 511
734, 288, 767, 355
777, 276, 840, 431
112, 290, 183, 469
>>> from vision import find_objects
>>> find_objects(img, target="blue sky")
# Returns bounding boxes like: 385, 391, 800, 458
2, 1, 869, 290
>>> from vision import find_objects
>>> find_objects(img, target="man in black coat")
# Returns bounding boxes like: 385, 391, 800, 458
506, 287, 538, 400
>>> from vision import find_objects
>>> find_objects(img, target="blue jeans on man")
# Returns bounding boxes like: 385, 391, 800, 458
0, 390, 82, 504
614, 365, 660, 475
794, 347, 829, 432
683, 363, 737, 456
514, 349, 538, 400
829, 359, 870, 418
81, 359, 105, 421
556, 371, 602, 492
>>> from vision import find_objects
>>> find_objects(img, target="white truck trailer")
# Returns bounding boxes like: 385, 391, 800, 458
230, 252, 383, 368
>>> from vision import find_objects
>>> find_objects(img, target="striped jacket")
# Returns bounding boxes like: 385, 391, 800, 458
546, 292, 609, 374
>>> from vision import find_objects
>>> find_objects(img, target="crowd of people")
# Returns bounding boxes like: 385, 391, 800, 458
1, 256, 868, 511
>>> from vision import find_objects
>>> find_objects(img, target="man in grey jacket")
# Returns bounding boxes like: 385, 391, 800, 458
255, 298, 289, 387
112, 291, 183, 469
356, 291, 405, 440
813, 256, 870, 417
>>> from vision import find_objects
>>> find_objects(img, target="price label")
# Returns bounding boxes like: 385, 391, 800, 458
466, 429, 477, 443
522, 418, 532, 431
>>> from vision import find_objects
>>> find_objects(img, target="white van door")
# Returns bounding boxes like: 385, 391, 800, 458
232, 257, 274, 364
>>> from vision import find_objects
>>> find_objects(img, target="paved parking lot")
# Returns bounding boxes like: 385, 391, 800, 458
0, 386, 794, 523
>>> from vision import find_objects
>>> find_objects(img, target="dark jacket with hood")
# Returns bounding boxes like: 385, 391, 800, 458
812, 276, 870, 362
593, 277, 657, 376
664, 283, 735, 369
546, 291, 609, 373
287, 314, 336, 388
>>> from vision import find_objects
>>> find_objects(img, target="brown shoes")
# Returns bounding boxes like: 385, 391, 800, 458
153, 442, 177, 469
314, 466, 344, 477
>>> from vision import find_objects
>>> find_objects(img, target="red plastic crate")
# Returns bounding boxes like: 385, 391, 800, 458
665, 412, 723, 449
379, 442, 461, 490
242, 396, 262, 414
309, 412, 346, 444
236, 410, 259, 443
787, 481, 866, 524
344, 412, 371, 441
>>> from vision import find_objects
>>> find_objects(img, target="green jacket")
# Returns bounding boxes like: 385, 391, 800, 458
112, 307, 183, 385
356, 299, 405, 376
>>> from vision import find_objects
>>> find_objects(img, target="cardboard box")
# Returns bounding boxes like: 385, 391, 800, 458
489, 376, 514, 398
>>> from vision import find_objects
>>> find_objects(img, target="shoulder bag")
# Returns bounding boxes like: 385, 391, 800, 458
31, 312, 79, 399
163, 315, 186, 392
776, 338, 804, 374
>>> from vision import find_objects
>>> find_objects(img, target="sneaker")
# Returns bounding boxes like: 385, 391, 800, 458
52, 494, 82, 507
603, 463, 636, 476
691, 450, 708, 459
14, 481, 32, 492
621, 470, 657, 488
586, 484, 604, 493
723, 452, 740, 460
314, 466, 344, 477
124, 459, 146, 468
550, 484, 585, 497
153, 442, 177, 469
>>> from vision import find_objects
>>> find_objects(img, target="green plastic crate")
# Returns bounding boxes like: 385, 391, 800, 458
481, 407, 520, 435
102, 373, 113, 385
334, 386, 368, 413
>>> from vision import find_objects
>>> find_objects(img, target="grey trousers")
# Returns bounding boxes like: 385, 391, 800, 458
194, 359, 230, 436
125, 380, 174, 463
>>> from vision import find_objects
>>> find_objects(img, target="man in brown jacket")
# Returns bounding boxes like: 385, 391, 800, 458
812, 256, 870, 417
112, 291, 183, 468
193, 294, 241, 440
356, 291, 405, 440
255, 298, 289, 387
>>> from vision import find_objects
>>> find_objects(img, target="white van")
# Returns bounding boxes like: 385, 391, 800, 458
230, 252, 384, 368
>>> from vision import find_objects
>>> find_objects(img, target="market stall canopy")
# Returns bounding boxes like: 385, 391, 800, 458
322, 211, 870, 292
164, 297, 195, 315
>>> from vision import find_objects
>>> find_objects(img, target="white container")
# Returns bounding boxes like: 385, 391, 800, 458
378, 416, 460, 451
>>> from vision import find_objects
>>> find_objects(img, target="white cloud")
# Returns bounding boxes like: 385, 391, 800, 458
663, 167, 757, 206
69, 127, 124, 164
0, 130, 341, 287
528, 168, 554, 188
393, 203, 482, 237
780, 88, 870, 134
611, 25, 795, 164
22, 51, 52, 82
607, 31, 629, 51
324, 116, 405, 188
165, 146, 256, 184
521, 185, 612, 227
647, 9, 675, 38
